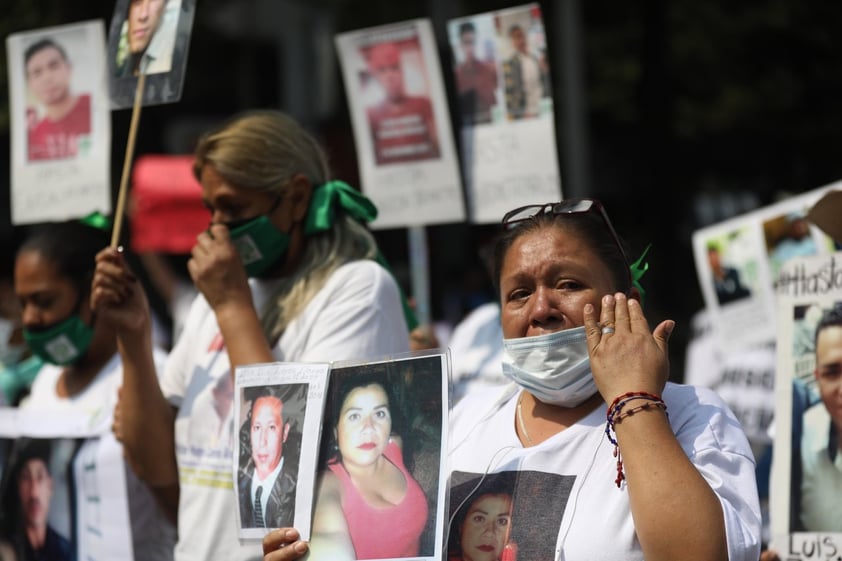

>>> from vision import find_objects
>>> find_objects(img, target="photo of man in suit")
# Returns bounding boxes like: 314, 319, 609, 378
237, 386, 301, 529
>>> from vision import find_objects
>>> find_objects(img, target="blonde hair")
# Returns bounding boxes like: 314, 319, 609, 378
193, 110, 379, 343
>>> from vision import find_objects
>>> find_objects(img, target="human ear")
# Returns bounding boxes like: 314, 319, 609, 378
286, 174, 313, 223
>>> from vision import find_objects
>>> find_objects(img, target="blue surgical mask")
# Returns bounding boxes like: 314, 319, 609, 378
227, 215, 290, 278
23, 314, 94, 366
501, 326, 597, 407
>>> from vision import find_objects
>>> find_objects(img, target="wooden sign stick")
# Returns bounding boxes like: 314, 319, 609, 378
110, 71, 147, 248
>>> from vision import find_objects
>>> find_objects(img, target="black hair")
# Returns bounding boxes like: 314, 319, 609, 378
492, 206, 632, 297
814, 303, 842, 350
238, 383, 307, 474
24, 38, 68, 69
321, 363, 408, 465
17, 222, 108, 297
458, 21, 476, 37
447, 472, 518, 559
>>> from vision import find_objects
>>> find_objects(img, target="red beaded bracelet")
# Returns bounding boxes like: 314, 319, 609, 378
604, 392, 667, 488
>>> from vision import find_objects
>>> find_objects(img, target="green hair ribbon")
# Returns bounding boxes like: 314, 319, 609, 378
305, 180, 377, 234
630, 243, 651, 306
304, 180, 418, 331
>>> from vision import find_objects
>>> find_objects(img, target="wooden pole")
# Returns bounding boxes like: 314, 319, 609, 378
110, 71, 147, 248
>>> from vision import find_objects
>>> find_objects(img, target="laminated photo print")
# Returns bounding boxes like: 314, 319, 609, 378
314, 351, 449, 561
770, 280, 842, 558
107, 0, 195, 108
233, 362, 330, 541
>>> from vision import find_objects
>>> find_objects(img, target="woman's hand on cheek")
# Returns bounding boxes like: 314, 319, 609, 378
584, 292, 674, 402
263, 528, 309, 561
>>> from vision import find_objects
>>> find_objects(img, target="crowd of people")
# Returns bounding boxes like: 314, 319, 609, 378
8, 102, 842, 561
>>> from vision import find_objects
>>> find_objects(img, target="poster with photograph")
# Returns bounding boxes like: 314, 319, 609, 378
107, 0, 195, 109
335, 19, 465, 229
0, 408, 134, 561
6, 20, 111, 225
447, 4, 561, 224
691, 181, 840, 353
314, 351, 449, 561
769, 271, 842, 557
233, 362, 330, 541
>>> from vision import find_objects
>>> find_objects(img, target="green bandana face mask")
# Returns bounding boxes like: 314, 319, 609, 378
228, 215, 290, 278
23, 315, 94, 366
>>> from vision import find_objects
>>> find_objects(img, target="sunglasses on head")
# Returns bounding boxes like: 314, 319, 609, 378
502, 198, 632, 283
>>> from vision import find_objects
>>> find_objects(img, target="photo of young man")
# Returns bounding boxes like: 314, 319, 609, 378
24, 37, 91, 162
114, 0, 178, 77
364, 40, 441, 166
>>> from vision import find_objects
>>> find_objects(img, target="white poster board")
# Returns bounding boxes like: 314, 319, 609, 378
770, 259, 842, 556
335, 19, 465, 229
447, 3, 562, 223
691, 181, 840, 352
6, 20, 111, 225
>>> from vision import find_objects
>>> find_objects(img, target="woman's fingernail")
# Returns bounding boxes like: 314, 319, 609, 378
293, 541, 308, 553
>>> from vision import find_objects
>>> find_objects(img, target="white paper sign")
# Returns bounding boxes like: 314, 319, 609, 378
691, 181, 841, 352
6, 20, 111, 225
769, 279, 842, 556
447, 4, 562, 223
336, 19, 465, 229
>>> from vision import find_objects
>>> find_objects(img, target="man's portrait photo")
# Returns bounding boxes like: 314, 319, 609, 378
498, 6, 551, 121
23, 35, 92, 162
237, 384, 306, 530
450, 17, 499, 126
107, 0, 195, 109
361, 36, 441, 166
0, 438, 74, 561
113, 0, 181, 77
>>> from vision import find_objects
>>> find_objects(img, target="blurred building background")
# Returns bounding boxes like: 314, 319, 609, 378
3, 0, 842, 381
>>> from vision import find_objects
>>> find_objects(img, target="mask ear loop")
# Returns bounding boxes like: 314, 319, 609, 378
629, 243, 651, 307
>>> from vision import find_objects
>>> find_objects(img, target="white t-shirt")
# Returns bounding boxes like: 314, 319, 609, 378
448, 382, 762, 561
800, 402, 842, 532
22, 349, 176, 561
447, 302, 506, 403
161, 260, 410, 561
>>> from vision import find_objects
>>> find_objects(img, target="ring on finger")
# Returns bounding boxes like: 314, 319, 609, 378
601, 326, 615, 335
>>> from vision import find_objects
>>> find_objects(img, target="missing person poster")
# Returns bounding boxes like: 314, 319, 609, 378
316, 351, 449, 561
335, 20, 465, 229
107, 0, 195, 108
691, 181, 840, 353
446, 4, 562, 223
0, 408, 135, 560
6, 20, 111, 224
769, 265, 842, 558
233, 362, 330, 541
